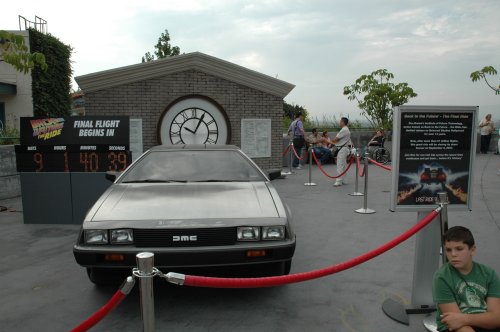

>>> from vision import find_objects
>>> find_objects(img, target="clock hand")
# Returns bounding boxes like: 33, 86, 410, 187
193, 113, 205, 133
184, 127, 195, 134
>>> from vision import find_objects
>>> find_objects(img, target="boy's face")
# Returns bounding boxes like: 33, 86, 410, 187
444, 240, 475, 272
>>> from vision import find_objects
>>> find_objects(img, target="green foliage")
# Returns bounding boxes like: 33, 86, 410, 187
0, 30, 47, 73
343, 69, 417, 131
309, 114, 365, 130
0, 126, 20, 145
470, 66, 499, 95
29, 28, 73, 117
283, 102, 311, 129
142, 29, 180, 62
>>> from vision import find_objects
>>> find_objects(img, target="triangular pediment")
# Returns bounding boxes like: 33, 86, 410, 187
75, 52, 295, 97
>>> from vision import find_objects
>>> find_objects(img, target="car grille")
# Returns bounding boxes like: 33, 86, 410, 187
133, 227, 237, 247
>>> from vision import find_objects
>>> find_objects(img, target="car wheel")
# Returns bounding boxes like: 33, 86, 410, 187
86, 268, 127, 286
266, 260, 292, 276
283, 260, 292, 275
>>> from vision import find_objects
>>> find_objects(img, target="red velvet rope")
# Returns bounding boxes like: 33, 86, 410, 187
291, 144, 309, 160
368, 158, 392, 171
312, 150, 354, 179
71, 290, 127, 332
282, 145, 291, 157
356, 156, 366, 177
183, 209, 440, 288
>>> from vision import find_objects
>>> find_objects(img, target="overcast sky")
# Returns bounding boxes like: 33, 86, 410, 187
2, 0, 500, 123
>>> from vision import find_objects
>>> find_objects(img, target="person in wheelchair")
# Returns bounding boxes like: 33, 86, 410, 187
367, 130, 391, 164
368, 130, 384, 147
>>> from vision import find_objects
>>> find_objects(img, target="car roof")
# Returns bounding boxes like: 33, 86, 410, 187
149, 144, 241, 152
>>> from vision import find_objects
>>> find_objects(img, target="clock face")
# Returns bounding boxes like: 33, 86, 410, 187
159, 97, 229, 145
169, 108, 218, 144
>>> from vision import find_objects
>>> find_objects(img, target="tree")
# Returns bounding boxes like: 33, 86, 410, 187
142, 29, 180, 62
470, 66, 500, 95
283, 102, 312, 129
0, 30, 47, 73
343, 69, 417, 131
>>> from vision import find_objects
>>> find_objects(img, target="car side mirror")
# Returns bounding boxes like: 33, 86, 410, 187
105, 171, 119, 182
267, 169, 282, 181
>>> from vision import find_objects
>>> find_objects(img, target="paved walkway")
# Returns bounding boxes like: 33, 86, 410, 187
0, 153, 499, 331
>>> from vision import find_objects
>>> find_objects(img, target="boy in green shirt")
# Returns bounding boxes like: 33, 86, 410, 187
432, 226, 500, 332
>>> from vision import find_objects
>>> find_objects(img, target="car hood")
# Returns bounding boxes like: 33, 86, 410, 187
88, 182, 280, 222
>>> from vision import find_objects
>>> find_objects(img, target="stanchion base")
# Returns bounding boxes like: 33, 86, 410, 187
304, 183, 317, 186
349, 192, 364, 196
422, 313, 438, 332
382, 298, 437, 327
355, 208, 376, 214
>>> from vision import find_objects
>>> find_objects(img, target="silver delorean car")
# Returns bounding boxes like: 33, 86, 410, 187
73, 145, 296, 284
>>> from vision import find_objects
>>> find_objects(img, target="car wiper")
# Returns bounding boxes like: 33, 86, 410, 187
122, 179, 187, 183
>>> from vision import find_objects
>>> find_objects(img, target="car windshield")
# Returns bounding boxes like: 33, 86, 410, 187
120, 149, 267, 183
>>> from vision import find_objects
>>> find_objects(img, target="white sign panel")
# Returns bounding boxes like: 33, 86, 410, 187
130, 118, 143, 161
390, 106, 477, 211
241, 119, 271, 158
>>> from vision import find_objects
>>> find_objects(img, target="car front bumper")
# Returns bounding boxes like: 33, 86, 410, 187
73, 238, 296, 269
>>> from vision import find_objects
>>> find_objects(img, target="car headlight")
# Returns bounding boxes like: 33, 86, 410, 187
237, 226, 260, 241
262, 226, 285, 240
84, 230, 108, 244
110, 229, 134, 244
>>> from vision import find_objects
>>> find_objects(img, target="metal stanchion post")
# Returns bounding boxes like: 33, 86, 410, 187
437, 192, 449, 264
136, 252, 155, 332
304, 145, 317, 186
355, 152, 375, 214
282, 139, 293, 176
349, 149, 364, 196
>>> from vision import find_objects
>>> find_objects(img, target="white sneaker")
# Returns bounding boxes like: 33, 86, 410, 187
333, 181, 343, 187
294, 165, 302, 170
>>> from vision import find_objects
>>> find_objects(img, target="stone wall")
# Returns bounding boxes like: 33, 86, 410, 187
0, 145, 20, 199
83, 69, 283, 170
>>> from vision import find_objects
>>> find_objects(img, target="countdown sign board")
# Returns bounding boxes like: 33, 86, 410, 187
390, 106, 477, 211
16, 116, 131, 172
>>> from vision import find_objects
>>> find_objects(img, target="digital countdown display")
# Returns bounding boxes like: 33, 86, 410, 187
15, 149, 131, 172
16, 116, 132, 173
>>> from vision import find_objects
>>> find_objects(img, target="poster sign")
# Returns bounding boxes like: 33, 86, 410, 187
16, 116, 131, 172
390, 106, 477, 211
241, 119, 271, 158
20, 116, 129, 146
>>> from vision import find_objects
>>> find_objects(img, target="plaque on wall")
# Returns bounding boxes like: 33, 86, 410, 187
241, 119, 271, 158
130, 118, 143, 161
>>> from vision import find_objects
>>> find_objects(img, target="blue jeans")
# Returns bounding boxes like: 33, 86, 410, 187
314, 146, 332, 164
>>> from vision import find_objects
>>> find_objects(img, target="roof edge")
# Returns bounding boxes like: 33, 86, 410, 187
75, 52, 295, 97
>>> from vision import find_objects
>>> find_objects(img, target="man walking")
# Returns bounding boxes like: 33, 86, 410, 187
287, 112, 306, 169
330, 117, 352, 186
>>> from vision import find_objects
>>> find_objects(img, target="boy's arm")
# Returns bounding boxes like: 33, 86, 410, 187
438, 303, 475, 331
462, 297, 500, 329
440, 298, 500, 330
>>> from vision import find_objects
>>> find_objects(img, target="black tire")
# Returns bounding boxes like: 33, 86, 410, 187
283, 260, 292, 275
86, 268, 127, 286
374, 148, 391, 165
268, 260, 292, 276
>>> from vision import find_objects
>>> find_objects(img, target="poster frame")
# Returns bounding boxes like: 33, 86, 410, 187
390, 105, 478, 212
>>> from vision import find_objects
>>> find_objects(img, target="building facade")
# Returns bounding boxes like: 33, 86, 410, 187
0, 31, 34, 131
76, 52, 295, 170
